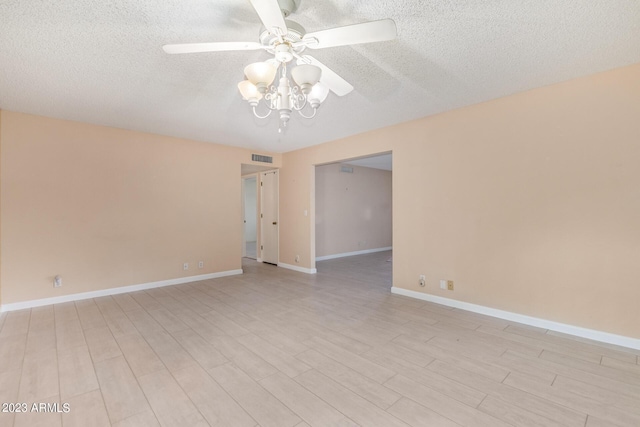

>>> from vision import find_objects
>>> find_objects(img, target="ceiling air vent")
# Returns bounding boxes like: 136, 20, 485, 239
340, 165, 354, 173
252, 154, 273, 164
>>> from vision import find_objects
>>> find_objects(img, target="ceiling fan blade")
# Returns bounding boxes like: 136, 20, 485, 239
249, 0, 288, 35
297, 55, 353, 96
303, 19, 397, 49
163, 41, 264, 54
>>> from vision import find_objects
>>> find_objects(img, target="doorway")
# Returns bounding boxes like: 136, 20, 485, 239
314, 152, 392, 284
242, 176, 258, 259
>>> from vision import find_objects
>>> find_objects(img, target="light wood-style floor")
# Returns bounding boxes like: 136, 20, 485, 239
1, 251, 639, 427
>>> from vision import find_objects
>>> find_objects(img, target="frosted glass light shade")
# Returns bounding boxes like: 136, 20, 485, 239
237, 80, 262, 101
291, 64, 321, 87
244, 62, 277, 86
308, 82, 329, 104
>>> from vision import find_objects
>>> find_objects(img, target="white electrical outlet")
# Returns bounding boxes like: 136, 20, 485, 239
198, 261, 204, 269
53, 275, 62, 288
183, 262, 189, 270
295, 255, 300, 263
440, 280, 447, 290
419, 275, 426, 287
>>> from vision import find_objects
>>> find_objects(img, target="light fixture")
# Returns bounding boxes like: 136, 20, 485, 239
237, 44, 329, 132
237, 80, 263, 104
244, 62, 277, 93
307, 82, 329, 108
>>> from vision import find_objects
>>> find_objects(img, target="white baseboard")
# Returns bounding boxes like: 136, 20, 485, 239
391, 287, 640, 351
0, 269, 243, 313
316, 246, 392, 262
278, 263, 317, 274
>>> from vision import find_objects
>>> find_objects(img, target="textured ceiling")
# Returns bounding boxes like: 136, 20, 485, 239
1, 1, 639, 153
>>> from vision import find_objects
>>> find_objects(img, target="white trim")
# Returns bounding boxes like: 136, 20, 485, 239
316, 246, 392, 261
0, 269, 243, 313
278, 263, 317, 274
391, 287, 640, 351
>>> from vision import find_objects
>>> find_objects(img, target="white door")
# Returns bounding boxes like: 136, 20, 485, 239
242, 176, 257, 259
261, 170, 279, 265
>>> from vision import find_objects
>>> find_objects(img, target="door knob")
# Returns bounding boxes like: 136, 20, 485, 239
272, 221, 277, 225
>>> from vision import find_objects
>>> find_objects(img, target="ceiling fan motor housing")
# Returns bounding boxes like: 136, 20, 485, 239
259, 20, 307, 56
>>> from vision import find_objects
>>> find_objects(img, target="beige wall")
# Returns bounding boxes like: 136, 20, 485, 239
315, 163, 392, 257
0, 111, 280, 305
281, 63, 640, 338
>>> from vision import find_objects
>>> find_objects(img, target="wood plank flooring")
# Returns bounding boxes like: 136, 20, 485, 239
1, 250, 639, 427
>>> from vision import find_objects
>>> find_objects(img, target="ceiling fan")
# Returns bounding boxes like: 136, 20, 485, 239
163, 0, 397, 129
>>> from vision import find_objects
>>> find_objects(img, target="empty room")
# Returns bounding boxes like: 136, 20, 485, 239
1, 1, 639, 426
